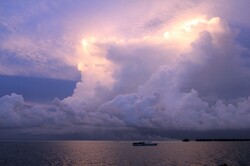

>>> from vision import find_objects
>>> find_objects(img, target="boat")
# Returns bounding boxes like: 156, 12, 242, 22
182, 139, 190, 142
132, 141, 158, 146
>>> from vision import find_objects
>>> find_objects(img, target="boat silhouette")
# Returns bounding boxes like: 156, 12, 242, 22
132, 141, 158, 146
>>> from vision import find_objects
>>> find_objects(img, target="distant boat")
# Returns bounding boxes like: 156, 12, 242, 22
182, 139, 190, 142
132, 141, 158, 146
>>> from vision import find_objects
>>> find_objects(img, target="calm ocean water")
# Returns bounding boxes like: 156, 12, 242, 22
0, 141, 250, 166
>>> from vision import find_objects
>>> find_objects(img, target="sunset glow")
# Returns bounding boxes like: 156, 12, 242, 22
1, 0, 250, 141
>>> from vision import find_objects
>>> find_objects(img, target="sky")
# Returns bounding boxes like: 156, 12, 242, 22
1, 0, 250, 140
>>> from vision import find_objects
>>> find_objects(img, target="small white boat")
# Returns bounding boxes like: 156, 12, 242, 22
132, 141, 158, 146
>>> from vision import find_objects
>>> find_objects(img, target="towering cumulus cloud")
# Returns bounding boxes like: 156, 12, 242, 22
1, 0, 250, 139
64, 16, 250, 131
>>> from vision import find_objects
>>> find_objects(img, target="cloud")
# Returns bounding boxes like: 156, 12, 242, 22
0, 0, 203, 80
0, 0, 80, 80
60, 16, 250, 132
0, 93, 49, 128
1, 0, 250, 139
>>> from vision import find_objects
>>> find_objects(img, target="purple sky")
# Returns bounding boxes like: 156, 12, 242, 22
1, 0, 250, 140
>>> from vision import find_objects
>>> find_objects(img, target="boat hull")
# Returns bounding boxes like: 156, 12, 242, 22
132, 142, 158, 146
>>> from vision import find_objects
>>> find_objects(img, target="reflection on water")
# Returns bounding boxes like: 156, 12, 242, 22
0, 141, 250, 166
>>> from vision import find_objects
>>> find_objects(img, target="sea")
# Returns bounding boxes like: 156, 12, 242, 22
0, 141, 250, 166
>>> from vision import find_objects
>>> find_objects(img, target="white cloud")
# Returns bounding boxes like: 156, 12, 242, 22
1, 0, 250, 138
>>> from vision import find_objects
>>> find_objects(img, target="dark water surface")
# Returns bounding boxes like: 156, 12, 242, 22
0, 141, 250, 166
